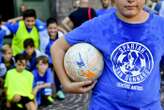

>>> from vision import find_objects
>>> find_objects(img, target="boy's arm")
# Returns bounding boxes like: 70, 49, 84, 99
1, 25, 11, 36
51, 37, 95, 94
4, 22, 19, 34
62, 17, 74, 32
35, 19, 46, 32
32, 83, 51, 96
7, 16, 23, 24
57, 25, 67, 34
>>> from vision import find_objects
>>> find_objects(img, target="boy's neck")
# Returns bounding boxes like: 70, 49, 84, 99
16, 69, 24, 73
116, 10, 149, 24
38, 71, 45, 76
50, 33, 58, 40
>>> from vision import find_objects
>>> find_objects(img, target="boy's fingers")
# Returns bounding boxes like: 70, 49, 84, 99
80, 81, 97, 93
78, 80, 93, 87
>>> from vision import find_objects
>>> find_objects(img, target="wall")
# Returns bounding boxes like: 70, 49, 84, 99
55, 0, 101, 23
13, 0, 102, 22
14, 0, 50, 20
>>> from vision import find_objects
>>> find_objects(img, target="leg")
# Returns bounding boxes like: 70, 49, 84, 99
25, 101, 36, 110
12, 94, 22, 103
42, 88, 54, 105
54, 71, 65, 100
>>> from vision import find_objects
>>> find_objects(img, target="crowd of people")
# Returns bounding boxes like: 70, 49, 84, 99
0, 0, 164, 110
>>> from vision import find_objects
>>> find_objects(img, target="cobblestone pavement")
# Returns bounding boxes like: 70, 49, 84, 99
41, 93, 89, 110
43, 86, 164, 110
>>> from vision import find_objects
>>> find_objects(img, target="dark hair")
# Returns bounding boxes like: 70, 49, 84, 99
46, 17, 57, 27
23, 9, 36, 19
36, 55, 49, 64
15, 53, 27, 62
23, 38, 35, 49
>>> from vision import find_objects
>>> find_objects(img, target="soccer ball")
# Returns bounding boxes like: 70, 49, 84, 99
64, 43, 104, 82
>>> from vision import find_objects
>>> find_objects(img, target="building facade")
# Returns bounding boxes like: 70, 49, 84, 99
0, 0, 101, 23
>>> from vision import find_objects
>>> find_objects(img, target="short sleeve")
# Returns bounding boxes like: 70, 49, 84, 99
5, 22, 19, 34
35, 19, 46, 31
64, 18, 98, 45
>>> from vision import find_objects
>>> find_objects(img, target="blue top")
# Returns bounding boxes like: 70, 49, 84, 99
65, 11, 164, 109
0, 29, 6, 63
96, 7, 116, 16
22, 51, 37, 71
32, 68, 54, 87
0, 29, 6, 47
5, 19, 46, 34
45, 35, 58, 65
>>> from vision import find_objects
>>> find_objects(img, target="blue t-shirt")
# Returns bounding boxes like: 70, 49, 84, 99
45, 35, 58, 65
32, 68, 54, 87
22, 51, 37, 71
65, 11, 164, 109
0, 29, 6, 63
0, 29, 5, 47
96, 7, 116, 16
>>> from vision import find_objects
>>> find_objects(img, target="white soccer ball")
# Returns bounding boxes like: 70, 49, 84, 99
64, 43, 104, 82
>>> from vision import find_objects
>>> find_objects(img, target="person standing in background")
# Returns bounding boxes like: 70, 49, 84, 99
62, 0, 97, 32
96, 0, 115, 16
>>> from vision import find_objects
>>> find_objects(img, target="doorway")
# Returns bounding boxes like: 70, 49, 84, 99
0, 0, 14, 21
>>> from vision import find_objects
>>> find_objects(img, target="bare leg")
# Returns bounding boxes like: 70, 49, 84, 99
25, 101, 36, 110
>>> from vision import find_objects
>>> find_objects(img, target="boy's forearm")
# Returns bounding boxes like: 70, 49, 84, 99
8, 16, 23, 23
39, 83, 51, 89
62, 17, 73, 32
51, 38, 71, 90
32, 86, 38, 96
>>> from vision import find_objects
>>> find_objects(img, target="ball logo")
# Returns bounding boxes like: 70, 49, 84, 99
111, 42, 154, 84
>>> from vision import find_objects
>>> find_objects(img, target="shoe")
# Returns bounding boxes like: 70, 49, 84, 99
56, 90, 65, 100
47, 96, 54, 104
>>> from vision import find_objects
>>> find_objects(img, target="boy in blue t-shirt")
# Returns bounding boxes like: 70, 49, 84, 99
32, 55, 54, 106
51, 0, 164, 110
45, 17, 65, 100
22, 38, 45, 71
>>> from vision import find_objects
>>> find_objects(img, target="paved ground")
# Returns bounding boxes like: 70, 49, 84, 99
1, 86, 164, 110
41, 93, 89, 110
43, 86, 164, 110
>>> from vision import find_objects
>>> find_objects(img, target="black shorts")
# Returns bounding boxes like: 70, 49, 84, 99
10, 96, 34, 110
19, 96, 34, 105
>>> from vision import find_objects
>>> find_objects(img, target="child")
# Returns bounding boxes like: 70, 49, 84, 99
22, 38, 45, 71
0, 44, 14, 89
0, 14, 11, 48
45, 17, 65, 100
32, 55, 54, 106
45, 17, 64, 65
1, 43, 15, 71
51, 0, 164, 109
4, 53, 36, 110
5, 9, 42, 56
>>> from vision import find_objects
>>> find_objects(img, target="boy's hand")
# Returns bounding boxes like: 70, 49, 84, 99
13, 94, 21, 102
64, 80, 97, 94
6, 101, 11, 108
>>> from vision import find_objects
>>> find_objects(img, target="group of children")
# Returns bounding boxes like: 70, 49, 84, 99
0, 9, 65, 110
